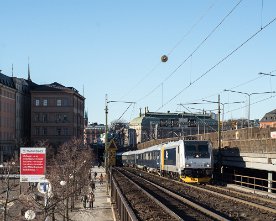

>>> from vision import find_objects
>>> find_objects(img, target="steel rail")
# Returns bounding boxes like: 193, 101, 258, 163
121, 168, 229, 221
205, 184, 276, 207
115, 168, 183, 221
180, 182, 276, 215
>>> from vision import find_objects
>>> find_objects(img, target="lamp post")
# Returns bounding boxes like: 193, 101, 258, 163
104, 94, 135, 195
59, 180, 67, 221
224, 89, 276, 127
105, 95, 108, 195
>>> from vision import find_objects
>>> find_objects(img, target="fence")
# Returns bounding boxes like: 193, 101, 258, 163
222, 172, 276, 193
110, 172, 138, 221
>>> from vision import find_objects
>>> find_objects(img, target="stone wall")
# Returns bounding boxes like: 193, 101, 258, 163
138, 127, 276, 153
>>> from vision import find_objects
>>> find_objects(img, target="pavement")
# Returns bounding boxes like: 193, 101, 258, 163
69, 167, 115, 221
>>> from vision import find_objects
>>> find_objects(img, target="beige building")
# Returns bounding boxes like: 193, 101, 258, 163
260, 109, 276, 128
31, 82, 85, 147
130, 110, 217, 144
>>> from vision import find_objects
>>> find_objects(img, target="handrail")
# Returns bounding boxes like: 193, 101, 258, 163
231, 173, 276, 193
111, 171, 138, 221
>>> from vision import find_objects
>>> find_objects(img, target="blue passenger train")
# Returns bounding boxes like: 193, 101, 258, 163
118, 140, 213, 183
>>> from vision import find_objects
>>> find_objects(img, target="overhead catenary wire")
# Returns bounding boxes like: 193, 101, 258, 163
117, 102, 134, 122
120, 0, 218, 101
157, 16, 276, 111
224, 93, 276, 115
136, 0, 243, 103
180, 104, 218, 132
182, 68, 274, 107
167, 0, 218, 56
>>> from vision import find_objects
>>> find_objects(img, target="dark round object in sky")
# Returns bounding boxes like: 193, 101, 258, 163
161, 55, 168, 62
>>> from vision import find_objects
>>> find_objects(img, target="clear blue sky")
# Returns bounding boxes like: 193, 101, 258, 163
1, 0, 276, 124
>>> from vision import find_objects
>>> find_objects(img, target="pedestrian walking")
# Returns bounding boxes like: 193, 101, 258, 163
81, 194, 87, 209
99, 173, 103, 185
90, 180, 96, 191
88, 192, 95, 209
94, 171, 97, 179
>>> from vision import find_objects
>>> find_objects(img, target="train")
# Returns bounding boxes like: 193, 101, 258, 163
117, 139, 214, 183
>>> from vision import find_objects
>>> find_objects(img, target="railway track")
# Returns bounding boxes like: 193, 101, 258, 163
113, 168, 228, 221
199, 184, 276, 210
123, 167, 276, 221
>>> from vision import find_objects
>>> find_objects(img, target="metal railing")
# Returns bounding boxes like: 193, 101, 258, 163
222, 172, 276, 193
110, 172, 138, 221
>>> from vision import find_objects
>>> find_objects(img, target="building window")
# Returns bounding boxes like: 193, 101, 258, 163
56, 114, 62, 122
34, 113, 40, 122
43, 128, 47, 135
63, 98, 68, 106
63, 114, 68, 122
57, 128, 61, 136
42, 114, 48, 122
57, 99, 62, 106
35, 99, 40, 106
35, 127, 40, 135
64, 128, 69, 135
43, 99, 48, 106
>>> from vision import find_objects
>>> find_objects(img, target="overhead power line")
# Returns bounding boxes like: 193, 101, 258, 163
120, 1, 218, 101
181, 68, 275, 111
157, 16, 276, 111
225, 93, 276, 115
167, 0, 218, 56
137, 0, 243, 103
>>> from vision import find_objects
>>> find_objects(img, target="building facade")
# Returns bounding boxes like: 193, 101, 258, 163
13, 77, 36, 146
31, 82, 85, 148
84, 123, 105, 145
130, 110, 218, 144
0, 71, 16, 162
260, 109, 276, 128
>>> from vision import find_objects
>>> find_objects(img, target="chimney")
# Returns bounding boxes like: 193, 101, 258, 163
139, 108, 142, 117
145, 107, 147, 115
147, 106, 149, 113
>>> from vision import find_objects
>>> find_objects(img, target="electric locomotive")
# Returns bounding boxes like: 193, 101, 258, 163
119, 139, 213, 183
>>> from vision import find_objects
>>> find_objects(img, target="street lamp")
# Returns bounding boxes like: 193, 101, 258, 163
224, 89, 276, 127
59, 180, 68, 221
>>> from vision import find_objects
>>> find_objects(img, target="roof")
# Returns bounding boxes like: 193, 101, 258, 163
260, 109, 276, 122
31, 82, 81, 96
129, 115, 159, 126
130, 111, 216, 126
0, 72, 15, 89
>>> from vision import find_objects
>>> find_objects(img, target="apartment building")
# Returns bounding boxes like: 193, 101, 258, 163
0, 72, 16, 162
31, 82, 85, 148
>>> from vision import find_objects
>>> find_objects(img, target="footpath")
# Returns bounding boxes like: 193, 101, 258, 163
69, 167, 115, 221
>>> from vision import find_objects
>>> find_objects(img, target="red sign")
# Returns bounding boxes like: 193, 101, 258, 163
20, 148, 46, 182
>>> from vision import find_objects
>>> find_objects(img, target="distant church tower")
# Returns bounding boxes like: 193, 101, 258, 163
28, 57, 32, 81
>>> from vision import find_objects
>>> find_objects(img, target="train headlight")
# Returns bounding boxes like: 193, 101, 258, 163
185, 164, 191, 167
204, 163, 210, 167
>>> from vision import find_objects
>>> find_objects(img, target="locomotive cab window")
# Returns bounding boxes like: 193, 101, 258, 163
185, 144, 210, 158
